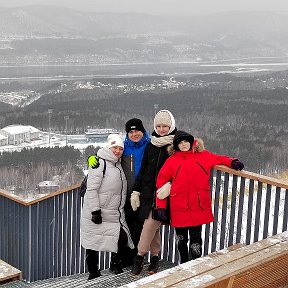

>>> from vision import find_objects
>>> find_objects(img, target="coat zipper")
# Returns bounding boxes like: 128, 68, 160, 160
196, 161, 208, 175
174, 165, 181, 180
130, 154, 133, 173
116, 163, 133, 242
116, 163, 124, 227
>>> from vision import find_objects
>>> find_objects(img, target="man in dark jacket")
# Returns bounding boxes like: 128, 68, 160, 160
121, 118, 150, 265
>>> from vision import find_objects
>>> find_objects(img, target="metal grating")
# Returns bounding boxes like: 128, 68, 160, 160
0, 281, 28, 288
1, 260, 175, 288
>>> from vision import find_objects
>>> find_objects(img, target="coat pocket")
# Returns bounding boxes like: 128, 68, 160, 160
170, 190, 188, 212
196, 187, 211, 210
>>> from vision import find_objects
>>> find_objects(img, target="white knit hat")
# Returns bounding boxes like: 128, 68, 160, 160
106, 133, 124, 148
154, 109, 176, 135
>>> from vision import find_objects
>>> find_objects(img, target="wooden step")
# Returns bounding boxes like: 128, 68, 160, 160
121, 232, 288, 288
0, 259, 22, 284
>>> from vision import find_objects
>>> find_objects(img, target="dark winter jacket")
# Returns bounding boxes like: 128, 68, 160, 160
156, 138, 236, 227
133, 141, 172, 221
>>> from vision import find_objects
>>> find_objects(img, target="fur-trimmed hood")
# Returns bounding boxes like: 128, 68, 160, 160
168, 137, 205, 155
193, 137, 205, 153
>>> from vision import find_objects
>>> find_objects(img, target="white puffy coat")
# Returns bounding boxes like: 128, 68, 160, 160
81, 147, 134, 252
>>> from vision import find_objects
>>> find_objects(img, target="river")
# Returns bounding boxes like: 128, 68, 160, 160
1, 57, 288, 80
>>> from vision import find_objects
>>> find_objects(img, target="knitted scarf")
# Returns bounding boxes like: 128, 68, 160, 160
151, 134, 174, 147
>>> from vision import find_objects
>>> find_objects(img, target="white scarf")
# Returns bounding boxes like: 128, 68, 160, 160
151, 134, 174, 147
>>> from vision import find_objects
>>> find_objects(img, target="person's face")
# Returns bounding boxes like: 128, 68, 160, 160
110, 146, 124, 158
156, 124, 170, 136
178, 140, 191, 151
128, 129, 144, 143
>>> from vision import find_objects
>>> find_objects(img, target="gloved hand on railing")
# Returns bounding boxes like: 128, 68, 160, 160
130, 191, 140, 211
231, 159, 244, 171
91, 210, 102, 224
87, 155, 100, 169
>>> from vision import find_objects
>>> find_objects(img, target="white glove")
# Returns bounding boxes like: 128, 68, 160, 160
130, 191, 140, 211
157, 182, 171, 199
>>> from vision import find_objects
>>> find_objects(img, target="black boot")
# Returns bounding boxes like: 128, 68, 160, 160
121, 247, 137, 268
189, 243, 202, 260
86, 249, 101, 280
177, 236, 189, 264
147, 255, 159, 274
88, 270, 101, 280
110, 253, 124, 275
131, 255, 144, 275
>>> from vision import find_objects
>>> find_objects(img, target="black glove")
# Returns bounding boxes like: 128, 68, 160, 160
91, 210, 102, 224
231, 159, 244, 171
157, 208, 167, 221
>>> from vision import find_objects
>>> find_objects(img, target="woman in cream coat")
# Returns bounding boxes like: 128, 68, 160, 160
81, 134, 134, 280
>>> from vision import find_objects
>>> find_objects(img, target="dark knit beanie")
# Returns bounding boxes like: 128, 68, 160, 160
173, 130, 194, 151
125, 118, 146, 134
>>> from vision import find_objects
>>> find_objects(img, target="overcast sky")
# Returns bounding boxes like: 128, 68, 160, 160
1, 0, 288, 15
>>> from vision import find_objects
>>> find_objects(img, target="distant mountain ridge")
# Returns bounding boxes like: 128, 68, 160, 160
0, 6, 288, 63
0, 6, 169, 38
1, 6, 287, 40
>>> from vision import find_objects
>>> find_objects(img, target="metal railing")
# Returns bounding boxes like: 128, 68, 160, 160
0, 167, 287, 282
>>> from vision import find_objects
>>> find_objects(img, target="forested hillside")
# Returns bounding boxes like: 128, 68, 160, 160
0, 72, 287, 190
0, 146, 100, 195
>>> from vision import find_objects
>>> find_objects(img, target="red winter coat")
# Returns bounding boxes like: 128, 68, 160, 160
156, 139, 236, 227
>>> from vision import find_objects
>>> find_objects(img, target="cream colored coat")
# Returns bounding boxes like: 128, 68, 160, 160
81, 147, 134, 252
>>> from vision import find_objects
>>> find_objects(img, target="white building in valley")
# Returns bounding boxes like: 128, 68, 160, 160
0, 125, 41, 146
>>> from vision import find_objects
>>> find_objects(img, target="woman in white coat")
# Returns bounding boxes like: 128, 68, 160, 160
81, 134, 134, 280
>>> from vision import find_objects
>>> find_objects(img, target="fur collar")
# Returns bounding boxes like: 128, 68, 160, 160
193, 138, 205, 152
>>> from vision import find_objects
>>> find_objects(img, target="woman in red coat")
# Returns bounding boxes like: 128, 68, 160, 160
155, 130, 244, 263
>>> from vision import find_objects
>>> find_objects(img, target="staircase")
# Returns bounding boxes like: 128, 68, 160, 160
0, 260, 175, 288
